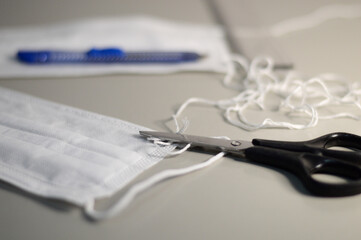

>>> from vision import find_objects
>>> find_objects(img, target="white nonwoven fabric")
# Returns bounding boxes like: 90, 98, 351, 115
0, 86, 174, 207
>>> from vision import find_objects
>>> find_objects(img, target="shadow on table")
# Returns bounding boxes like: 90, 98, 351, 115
0, 180, 74, 212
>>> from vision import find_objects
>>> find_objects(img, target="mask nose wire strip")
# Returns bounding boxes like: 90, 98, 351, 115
84, 151, 225, 220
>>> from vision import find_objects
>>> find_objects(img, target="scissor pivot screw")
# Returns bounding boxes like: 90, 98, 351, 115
231, 140, 242, 146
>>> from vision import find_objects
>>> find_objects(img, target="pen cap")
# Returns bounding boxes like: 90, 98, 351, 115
17, 51, 52, 63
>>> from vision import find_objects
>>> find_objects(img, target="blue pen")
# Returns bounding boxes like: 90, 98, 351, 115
16, 48, 203, 64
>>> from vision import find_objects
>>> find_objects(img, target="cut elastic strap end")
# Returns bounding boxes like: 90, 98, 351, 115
83, 151, 226, 221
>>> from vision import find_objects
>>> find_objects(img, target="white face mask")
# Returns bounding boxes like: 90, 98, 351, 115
0, 16, 230, 78
0, 86, 173, 214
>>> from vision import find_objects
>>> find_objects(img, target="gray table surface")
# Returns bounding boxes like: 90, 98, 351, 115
1, 0, 361, 239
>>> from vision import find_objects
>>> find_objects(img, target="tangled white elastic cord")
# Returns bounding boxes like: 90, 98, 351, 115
172, 54, 361, 131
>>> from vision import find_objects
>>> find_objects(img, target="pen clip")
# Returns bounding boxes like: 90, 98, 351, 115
86, 48, 124, 57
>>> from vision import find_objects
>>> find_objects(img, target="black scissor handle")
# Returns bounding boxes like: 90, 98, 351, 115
244, 146, 361, 197
252, 132, 361, 165
252, 132, 361, 151
243, 132, 361, 197
305, 132, 361, 150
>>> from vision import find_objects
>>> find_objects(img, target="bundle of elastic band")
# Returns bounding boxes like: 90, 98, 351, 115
172, 54, 361, 131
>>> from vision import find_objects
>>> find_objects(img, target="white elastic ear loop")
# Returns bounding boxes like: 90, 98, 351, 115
84, 151, 225, 221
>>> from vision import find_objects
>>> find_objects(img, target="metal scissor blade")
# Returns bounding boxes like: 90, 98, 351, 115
139, 131, 253, 155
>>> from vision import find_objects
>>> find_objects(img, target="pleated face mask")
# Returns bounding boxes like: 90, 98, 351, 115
0, 87, 173, 215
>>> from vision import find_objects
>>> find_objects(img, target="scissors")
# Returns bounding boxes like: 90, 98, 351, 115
140, 131, 361, 197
